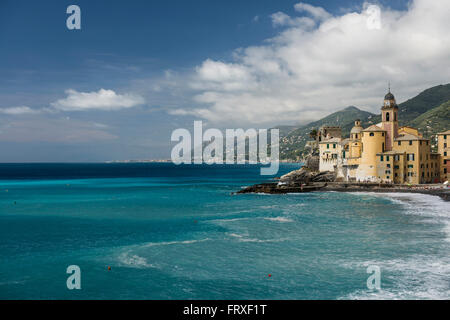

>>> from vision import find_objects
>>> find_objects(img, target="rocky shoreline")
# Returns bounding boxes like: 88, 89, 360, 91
236, 167, 450, 201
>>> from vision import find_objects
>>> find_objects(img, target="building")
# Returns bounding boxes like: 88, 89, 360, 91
437, 130, 450, 182
319, 89, 446, 184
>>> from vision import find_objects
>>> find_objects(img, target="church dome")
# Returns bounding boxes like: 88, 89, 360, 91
384, 91, 395, 100
350, 126, 363, 134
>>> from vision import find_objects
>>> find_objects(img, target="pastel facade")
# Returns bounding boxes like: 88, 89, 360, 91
437, 130, 450, 181
319, 90, 447, 184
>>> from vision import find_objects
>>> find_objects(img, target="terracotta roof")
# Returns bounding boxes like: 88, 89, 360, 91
395, 133, 428, 141
363, 125, 386, 132
437, 130, 450, 135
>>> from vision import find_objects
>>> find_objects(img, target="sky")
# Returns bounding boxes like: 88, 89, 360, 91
0, 0, 449, 161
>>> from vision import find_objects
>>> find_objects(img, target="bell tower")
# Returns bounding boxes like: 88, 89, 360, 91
381, 85, 399, 151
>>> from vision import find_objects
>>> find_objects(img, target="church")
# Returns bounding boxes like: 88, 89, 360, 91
319, 90, 445, 184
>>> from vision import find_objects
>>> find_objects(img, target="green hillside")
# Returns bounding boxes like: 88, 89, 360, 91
408, 100, 450, 138
397, 84, 450, 125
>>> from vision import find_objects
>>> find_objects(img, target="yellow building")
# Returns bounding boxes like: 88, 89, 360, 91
437, 130, 450, 181
319, 89, 447, 184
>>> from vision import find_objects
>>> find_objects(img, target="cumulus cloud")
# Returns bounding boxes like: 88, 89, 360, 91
51, 89, 145, 111
271, 12, 315, 28
294, 2, 332, 21
170, 0, 450, 126
0, 106, 39, 115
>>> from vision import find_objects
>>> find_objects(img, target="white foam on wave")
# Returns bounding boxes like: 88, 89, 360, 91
236, 237, 289, 243
342, 192, 450, 300
264, 216, 293, 223
117, 252, 156, 269
340, 255, 450, 300
142, 238, 211, 248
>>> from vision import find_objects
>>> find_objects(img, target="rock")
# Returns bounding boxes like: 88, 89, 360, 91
279, 167, 335, 184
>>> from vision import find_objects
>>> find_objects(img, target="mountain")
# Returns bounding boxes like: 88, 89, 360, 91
276, 83, 450, 160
397, 84, 450, 125
278, 106, 376, 160
408, 100, 450, 138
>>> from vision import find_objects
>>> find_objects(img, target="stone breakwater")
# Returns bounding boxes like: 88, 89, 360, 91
236, 167, 450, 201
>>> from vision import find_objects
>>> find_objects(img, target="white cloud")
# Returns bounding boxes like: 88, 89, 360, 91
294, 2, 332, 21
169, 0, 450, 126
0, 106, 39, 115
51, 89, 145, 111
271, 12, 316, 28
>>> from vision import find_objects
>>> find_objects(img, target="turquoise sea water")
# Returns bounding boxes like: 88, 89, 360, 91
0, 163, 449, 300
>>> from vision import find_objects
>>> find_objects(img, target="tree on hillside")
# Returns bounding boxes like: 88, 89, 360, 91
309, 129, 318, 140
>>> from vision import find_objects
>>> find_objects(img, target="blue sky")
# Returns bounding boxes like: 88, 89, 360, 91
2, 0, 448, 161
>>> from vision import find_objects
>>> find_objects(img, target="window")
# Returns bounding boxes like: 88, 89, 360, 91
394, 165, 399, 169
370, 133, 374, 137
409, 140, 413, 146
387, 164, 391, 168
386, 112, 390, 121
395, 173, 398, 177
445, 152, 447, 156
327, 144, 329, 149
426, 141, 429, 146
382, 143, 385, 152
445, 143, 447, 148
407, 154, 415, 161
398, 141, 401, 146
385, 170, 391, 174
444, 135, 447, 139
333, 144, 336, 149
408, 164, 414, 168
386, 156, 390, 161
420, 141, 422, 145
380, 155, 384, 161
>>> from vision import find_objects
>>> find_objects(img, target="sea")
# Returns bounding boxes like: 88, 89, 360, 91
0, 163, 449, 300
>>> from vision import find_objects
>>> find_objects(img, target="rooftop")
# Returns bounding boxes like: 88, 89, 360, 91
319, 137, 341, 144
395, 133, 428, 141
363, 125, 386, 132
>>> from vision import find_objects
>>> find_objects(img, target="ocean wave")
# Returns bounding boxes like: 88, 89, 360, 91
340, 193, 450, 300
117, 252, 156, 269
264, 216, 293, 223
141, 238, 211, 248
340, 255, 450, 300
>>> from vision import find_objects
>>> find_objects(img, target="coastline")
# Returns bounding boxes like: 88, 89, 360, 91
237, 182, 450, 202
